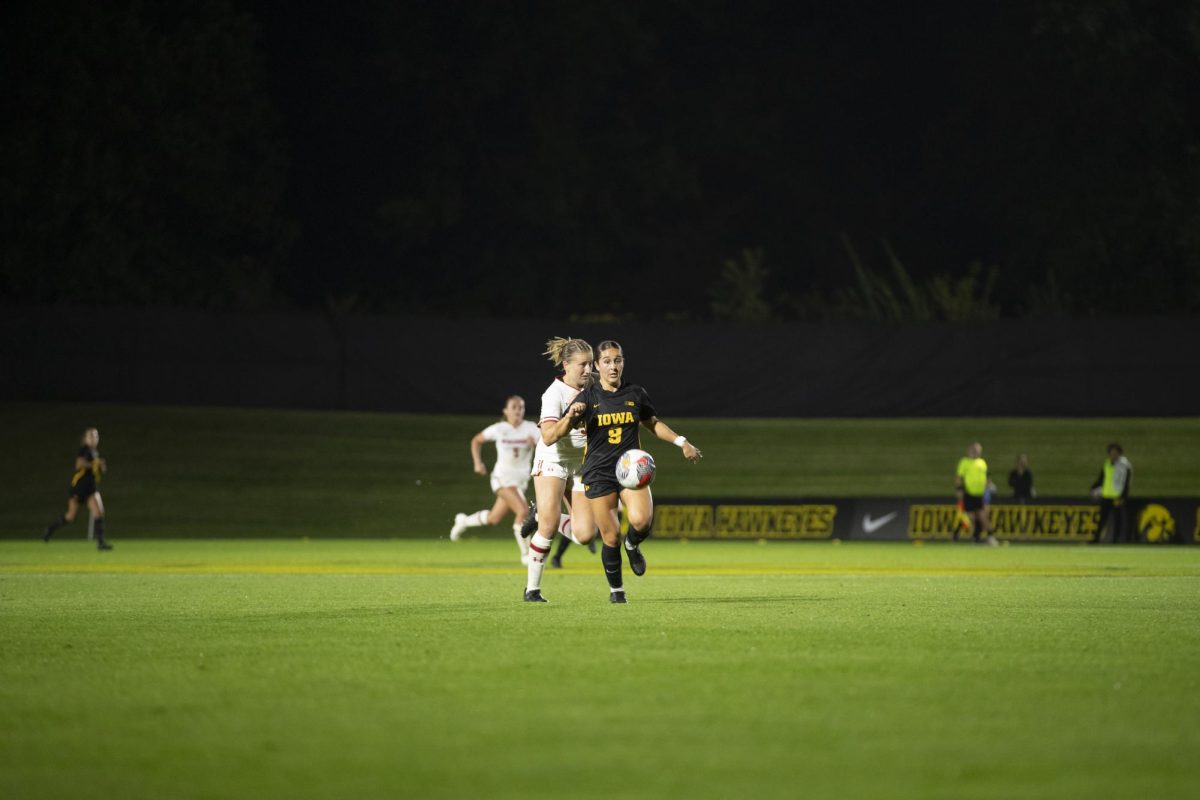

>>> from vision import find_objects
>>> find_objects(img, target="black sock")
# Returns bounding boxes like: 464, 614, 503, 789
554, 536, 571, 558
94, 517, 107, 545
601, 544, 623, 591
626, 525, 651, 548
44, 515, 67, 538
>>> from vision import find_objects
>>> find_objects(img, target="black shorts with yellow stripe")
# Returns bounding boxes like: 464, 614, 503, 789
70, 473, 97, 501
584, 476, 623, 499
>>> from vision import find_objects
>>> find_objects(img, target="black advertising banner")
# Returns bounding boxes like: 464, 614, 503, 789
652, 499, 849, 541
906, 500, 1098, 542
653, 498, 1200, 544
848, 499, 910, 541
1131, 499, 1200, 545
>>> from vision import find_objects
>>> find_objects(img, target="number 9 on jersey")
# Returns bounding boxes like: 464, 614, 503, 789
615, 449, 656, 490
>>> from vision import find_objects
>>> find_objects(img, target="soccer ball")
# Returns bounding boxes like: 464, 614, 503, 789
615, 449, 656, 490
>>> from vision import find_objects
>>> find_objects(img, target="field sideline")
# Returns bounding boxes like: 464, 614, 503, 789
3, 539, 1199, 800
3, 403, 1199, 540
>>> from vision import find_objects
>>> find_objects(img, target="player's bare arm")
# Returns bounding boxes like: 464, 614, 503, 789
540, 404, 583, 446
644, 416, 702, 463
469, 432, 488, 475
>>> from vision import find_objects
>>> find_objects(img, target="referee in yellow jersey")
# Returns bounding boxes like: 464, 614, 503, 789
955, 442, 998, 546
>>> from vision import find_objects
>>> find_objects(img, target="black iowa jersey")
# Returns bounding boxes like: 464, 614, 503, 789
576, 381, 657, 495
70, 445, 100, 497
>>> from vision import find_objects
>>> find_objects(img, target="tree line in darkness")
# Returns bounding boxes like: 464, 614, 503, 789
3, 0, 1199, 319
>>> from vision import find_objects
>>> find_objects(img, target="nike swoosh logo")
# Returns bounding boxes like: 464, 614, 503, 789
862, 512, 898, 533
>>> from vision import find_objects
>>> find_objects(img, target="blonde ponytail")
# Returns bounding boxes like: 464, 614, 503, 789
543, 336, 592, 367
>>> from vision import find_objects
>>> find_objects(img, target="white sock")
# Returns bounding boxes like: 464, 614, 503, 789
558, 515, 582, 545
464, 510, 489, 528
513, 525, 529, 557
526, 534, 552, 591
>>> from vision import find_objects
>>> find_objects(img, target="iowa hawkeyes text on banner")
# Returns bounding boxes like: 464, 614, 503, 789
908, 504, 1101, 541
655, 504, 837, 539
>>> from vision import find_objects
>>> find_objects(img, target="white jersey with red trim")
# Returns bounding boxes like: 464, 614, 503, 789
481, 420, 540, 474
534, 378, 587, 464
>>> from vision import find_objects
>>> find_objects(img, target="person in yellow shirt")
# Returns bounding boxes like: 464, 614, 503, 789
955, 442, 998, 546
1090, 442, 1132, 543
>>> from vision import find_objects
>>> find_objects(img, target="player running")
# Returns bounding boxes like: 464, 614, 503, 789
521, 337, 599, 602
565, 340, 702, 603
42, 427, 113, 550
450, 396, 540, 563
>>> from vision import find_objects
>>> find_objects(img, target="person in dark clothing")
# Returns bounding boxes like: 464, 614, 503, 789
42, 428, 113, 550
565, 340, 702, 603
1008, 453, 1035, 504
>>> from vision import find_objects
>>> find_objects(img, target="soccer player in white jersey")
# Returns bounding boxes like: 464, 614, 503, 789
522, 337, 599, 602
450, 395, 540, 563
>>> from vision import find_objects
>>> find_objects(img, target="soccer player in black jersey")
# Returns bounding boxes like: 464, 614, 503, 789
43, 428, 113, 550
564, 340, 702, 602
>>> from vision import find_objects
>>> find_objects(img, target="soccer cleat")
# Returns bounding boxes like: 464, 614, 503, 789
523, 589, 548, 603
550, 555, 563, 569
519, 502, 538, 538
625, 543, 647, 576
586, 539, 597, 554
98, 542, 113, 551
449, 513, 467, 541
609, 591, 627, 604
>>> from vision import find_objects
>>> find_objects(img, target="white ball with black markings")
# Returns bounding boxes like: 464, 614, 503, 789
615, 449, 656, 490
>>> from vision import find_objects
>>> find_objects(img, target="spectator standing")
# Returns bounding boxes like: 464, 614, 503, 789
1008, 454, 1036, 504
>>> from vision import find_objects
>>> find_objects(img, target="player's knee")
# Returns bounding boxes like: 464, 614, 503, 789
627, 509, 652, 531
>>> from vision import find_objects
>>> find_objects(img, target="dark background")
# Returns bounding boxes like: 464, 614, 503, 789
4, 306, 1197, 416
4, 0, 1200, 322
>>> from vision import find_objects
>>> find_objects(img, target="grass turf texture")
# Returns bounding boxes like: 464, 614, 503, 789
2, 539, 1199, 800
3, 403, 1199, 539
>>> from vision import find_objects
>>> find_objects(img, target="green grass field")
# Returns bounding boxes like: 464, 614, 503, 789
3, 404, 1199, 797
3, 403, 1199, 539
2, 539, 1199, 799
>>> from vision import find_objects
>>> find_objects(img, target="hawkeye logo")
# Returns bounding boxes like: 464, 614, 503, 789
625, 401, 636, 407
1138, 504, 1176, 544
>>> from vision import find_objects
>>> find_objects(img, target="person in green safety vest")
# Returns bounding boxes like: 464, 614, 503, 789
955, 442, 998, 546
1090, 443, 1132, 543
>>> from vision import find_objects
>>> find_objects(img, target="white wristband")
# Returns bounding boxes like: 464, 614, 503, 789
673, 436, 687, 447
